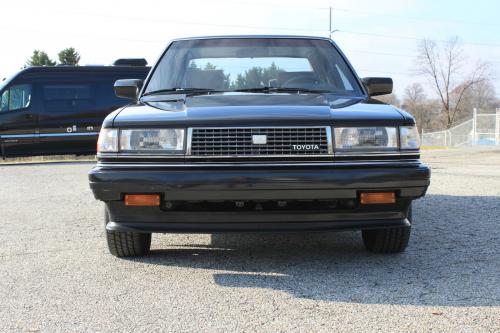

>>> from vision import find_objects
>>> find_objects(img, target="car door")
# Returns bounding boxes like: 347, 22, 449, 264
37, 81, 98, 155
0, 83, 37, 157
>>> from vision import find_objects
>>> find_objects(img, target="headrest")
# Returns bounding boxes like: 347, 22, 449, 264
278, 71, 317, 84
186, 69, 225, 90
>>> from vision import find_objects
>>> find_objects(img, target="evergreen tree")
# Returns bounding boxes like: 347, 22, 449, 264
26, 50, 56, 67
58, 47, 81, 65
204, 62, 217, 70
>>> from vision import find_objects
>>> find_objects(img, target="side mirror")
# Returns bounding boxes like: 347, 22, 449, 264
361, 77, 393, 97
114, 79, 143, 99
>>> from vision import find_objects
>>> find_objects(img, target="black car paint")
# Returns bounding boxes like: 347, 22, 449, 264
89, 36, 430, 233
90, 161, 429, 201
91, 91, 429, 232
0, 66, 150, 157
89, 159, 429, 232
107, 94, 414, 128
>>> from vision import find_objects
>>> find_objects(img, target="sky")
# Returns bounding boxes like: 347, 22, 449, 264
1, 0, 499, 99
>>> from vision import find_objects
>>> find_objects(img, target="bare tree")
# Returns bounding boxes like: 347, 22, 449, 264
404, 83, 425, 106
373, 93, 401, 107
416, 37, 492, 128
466, 80, 497, 111
448, 80, 498, 124
403, 83, 428, 129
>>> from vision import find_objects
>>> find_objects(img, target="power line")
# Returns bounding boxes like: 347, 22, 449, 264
328, 6, 500, 28
343, 49, 500, 65
235, 1, 500, 28
6, 4, 500, 50
337, 30, 500, 48
344, 49, 415, 58
357, 69, 414, 76
2, 6, 500, 78
356, 69, 496, 82
72, 12, 500, 49
64, 11, 326, 33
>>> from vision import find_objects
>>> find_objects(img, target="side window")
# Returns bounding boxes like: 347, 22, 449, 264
96, 73, 148, 110
43, 84, 95, 112
0, 84, 32, 112
96, 81, 127, 110
0, 89, 8, 111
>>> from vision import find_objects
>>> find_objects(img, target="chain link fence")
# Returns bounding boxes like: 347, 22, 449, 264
421, 109, 500, 147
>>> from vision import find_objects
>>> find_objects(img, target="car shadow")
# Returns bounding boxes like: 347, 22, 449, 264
129, 194, 500, 307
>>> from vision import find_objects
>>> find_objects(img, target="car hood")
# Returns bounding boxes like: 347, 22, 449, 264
110, 93, 413, 128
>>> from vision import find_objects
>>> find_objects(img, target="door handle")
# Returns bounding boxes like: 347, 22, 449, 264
24, 113, 33, 119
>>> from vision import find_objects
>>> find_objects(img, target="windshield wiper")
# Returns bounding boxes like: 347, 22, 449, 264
232, 87, 331, 94
142, 86, 331, 97
142, 87, 216, 96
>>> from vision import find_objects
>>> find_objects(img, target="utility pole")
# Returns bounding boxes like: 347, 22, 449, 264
495, 108, 499, 145
329, 7, 339, 39
472, 108, 477, 145
329, 6, 332, 39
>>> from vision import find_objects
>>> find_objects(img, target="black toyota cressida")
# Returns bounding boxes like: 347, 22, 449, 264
89, 36, 430, 257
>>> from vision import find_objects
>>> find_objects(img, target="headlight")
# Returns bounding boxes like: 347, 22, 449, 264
119, 129, 185, 154
334, 127, 398, 150
400, 126, 420, 149
97, 128, 118, 153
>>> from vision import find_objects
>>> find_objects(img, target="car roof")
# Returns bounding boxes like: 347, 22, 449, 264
0, 65, 150, 87
17, 65, 150, 74
171, 35, 332, 42
4, 65, 150, 82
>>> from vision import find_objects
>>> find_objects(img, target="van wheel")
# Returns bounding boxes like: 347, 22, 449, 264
105, 208, 151, 257
362, 204, 412, 253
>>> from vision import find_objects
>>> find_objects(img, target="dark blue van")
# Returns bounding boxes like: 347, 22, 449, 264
0, 60, 150, 158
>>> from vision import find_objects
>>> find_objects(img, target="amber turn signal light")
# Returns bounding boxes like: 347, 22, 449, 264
125, 194, 161, 206
360, 192, 396, 205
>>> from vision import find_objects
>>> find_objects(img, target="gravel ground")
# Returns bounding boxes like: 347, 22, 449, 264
0, 148, 499, 332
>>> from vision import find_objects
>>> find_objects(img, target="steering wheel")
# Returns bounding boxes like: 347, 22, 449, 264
282, 75, 319, 87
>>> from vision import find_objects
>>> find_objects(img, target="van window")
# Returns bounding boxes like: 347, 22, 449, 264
43, 84, 95, 112
0, 84, 32, 111
96, 81, 129, 109
0, 90, 8, 111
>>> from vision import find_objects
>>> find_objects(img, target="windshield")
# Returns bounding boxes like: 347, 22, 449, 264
0, 72, 17, 92
144, 38, 363, 96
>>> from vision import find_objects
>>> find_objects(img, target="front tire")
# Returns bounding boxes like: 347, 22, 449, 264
105, 209, 151, 257
362, 204, 412, 253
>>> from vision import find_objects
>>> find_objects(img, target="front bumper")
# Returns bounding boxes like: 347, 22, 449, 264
89, 161, 430, 232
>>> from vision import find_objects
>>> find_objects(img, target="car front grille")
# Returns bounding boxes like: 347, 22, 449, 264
189, 127, 332, 157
